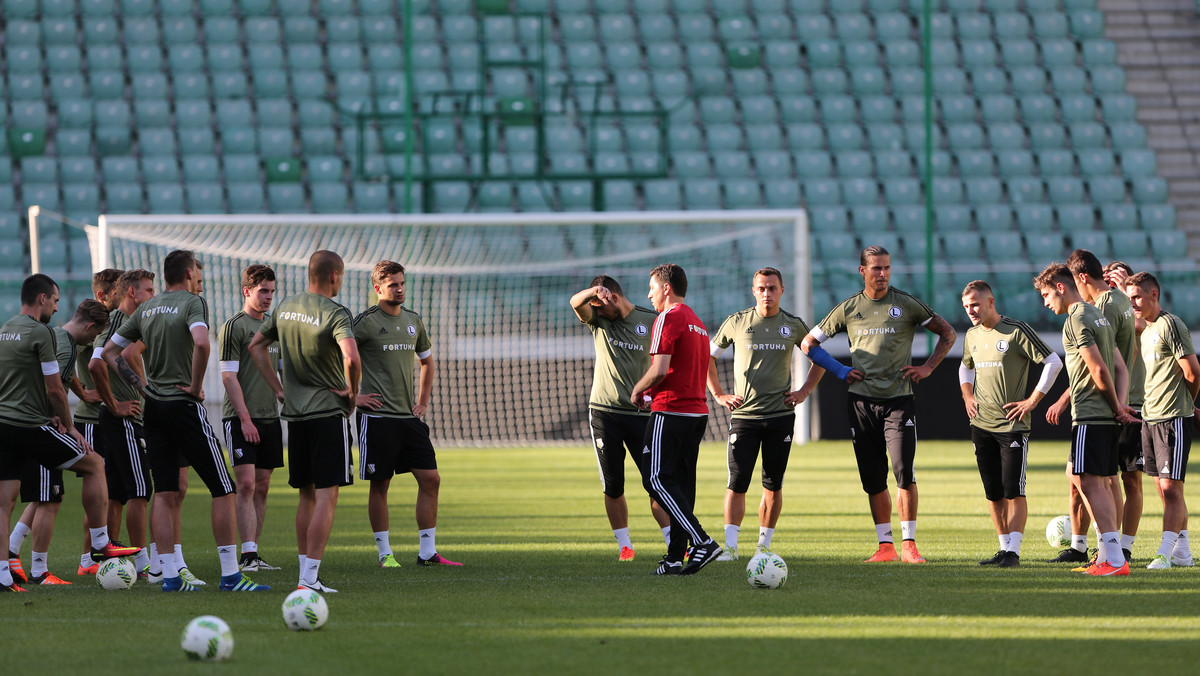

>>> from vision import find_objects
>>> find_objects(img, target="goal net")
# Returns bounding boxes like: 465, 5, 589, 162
90, 210, 810, 446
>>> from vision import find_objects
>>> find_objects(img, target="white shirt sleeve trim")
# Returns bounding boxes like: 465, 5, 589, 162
416, 349, 432, 360
219, 360, 239, 373
1034, 353, 1064, 394
110, 333, 131, 348
42, 361, 59, 376
188, 321, 208, 331
958, 364, 975, 386
808, 327, 829, 343
709, 340, 726, 358
91, 347, 105, 360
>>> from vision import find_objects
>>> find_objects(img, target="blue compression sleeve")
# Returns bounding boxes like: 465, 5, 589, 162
807, 345, 853, 382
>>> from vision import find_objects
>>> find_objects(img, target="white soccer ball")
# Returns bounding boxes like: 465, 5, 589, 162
95, 557, 136, 590
745, 552, 788, 589
282, 588, 329, 631
181, 616, 234, 662
1046, 515, 1072, 548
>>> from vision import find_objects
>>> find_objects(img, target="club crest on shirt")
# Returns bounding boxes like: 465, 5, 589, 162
407, 324, 417, 337
996, 339, 1009, 353
595, 438, 604, 450
635, 323, 648, 337
779, 325, 791, 337
889, 306, 903, 319
729, 433, 738, 444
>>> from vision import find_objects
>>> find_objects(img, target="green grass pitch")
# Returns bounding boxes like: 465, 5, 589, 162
5, 439, 1200, 674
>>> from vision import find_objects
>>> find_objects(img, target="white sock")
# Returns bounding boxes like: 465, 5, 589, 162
242, 541, 258, 556
724, 524, 740, 550
0, 559, 11, 586
1071, 533, 1087, 552
298, 554, 306, 573
998, 533, 1010, 550
218, 545, 238, 577
30, 552, 47, 577
900, 521, 916, 541
661, 526, 670, 546
1120, 533, 1135, 551
875, 523, 894, 544
9, 522, 30, 554
758, 527, 775, 549
1007, 532, 1023, 555
1101, 531, 1123, 566
133, 548, 150, 572
418, 528, 436, 559
148, 543, 159, 573
374, 531, 392, 558
1158, 531, 1180, 558
159, 553, 178, 578
303, 558, 321, 585
80, 553, 92, 568
88, 526, 110, 550
174, 544, 187, 571
1175, 530, 1191, 558
613, 527, 632, 550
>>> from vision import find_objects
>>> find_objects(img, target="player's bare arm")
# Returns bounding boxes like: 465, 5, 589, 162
248, 330, 285, 403
1004, 353, 1061, 421
175, 324, 209, 401
45, 372, 91, 454
221, 370, 260, 443
91, 342, 142, 417
413, 353, 435, 418
569, 285, 611, 323
631, 353, 671, 408
330, 336, 361, 412
960, 381, 978, 419
901, 314, 957, 382
706, 358, 742, 410
1078, 343, 1137, 424
1046, 388, 1071, 426
1177, 353, 1200, 426
69, 374, 101, 404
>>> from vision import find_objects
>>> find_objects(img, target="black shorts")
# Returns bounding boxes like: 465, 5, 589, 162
357, 413, 436, 481
20, 456, 65, 503
0, 422, 86, 482
1069, 424, 1119, 477
98, 407, 152, 503
971, 427, 1027, 501
588, 408, 649, 498
1142, 417, 1191, 481
287, 416, 353, 490
223, 418, 285, 470
726, 414, 795, 493
142, 397, 234, 498
1117, 418, 1144, 473
847, 393, 917, 494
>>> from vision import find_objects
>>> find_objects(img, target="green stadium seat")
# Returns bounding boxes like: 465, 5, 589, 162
144, 183, 182, 212
1090, 67, 1126, 95
874, 12, 911, 40
1029, 123, 1067, 150
850, 67, 887, 95
267, 184, 306, 213
883, 178, 921, 205
884, 40, 920, 68
1098, 204, 1137, 231
1059, 204, 1098, 232
1037, 149, 1075, 176
965, 177, 1003, 203
1139, 205, 1176, 231
970, 67, 1010, 96
140, 157, 178, 183
179, 129, 217, 155
987, 124, 1027, 150
803, 179, 841, 206
936, 205, 972, 232
683, 180, 722, 209
795, 151, 832, 178
1077, 149, 1115, 176
843, 40, 879, 67
1032, 12, 1069, 39
1010, 67, 1047, 95
827, 124, 864, 151
1018, 95, 1056, 123
867, 124, 904, 152
842, 178, 880, 203
876, 151, 913, 177
1149, 230, 1186, 260
1050, 67, 1089, 94
186, 183, 225, 214
1110, 231, 1149, 258
1131, 177, 1168, 204
811, 69, 849, 95
815, 232, 858, 260
135, 100, 171, 128
787, 123, 825, 150
917, 12, 955, 39
947, 123, 986, 150
1069, 10, 1106, 39
1047, 176, 1085, 204
1101, 95, 1138, 122
860, 96, 896, 124
835, 151, 873, 178
644, 179, 682, 210
57, 131, 92, 156
1081, 39, 1117, 66
852, 205, 890, 232
1023, 232, 1064, 258
1120, 150, 1157, 178
810, 207, 850, 234
1040, 39, 1077, 67
976, 204, 1014, 231
890, 68, 924, 96
1086, 176, 1126, 204
932, 177, 964, 204
956, 150, 995, 177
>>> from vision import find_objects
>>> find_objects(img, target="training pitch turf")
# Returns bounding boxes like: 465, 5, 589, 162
4, 439, 1200, 674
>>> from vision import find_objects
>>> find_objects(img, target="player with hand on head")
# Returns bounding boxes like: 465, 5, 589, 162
218, 265, 283, 573
1035, 263, 1138, 576
102, 250, 267, 592
250, 250, 360, 593
88, 269, 155, 578
0, 275, 141, 592
959, 281, 1062, 568
1124, 272, 1199, 569
570, 275, 671, 561
7, 299, 110, 585
799, 245, 957, 564
355, 261, 461, 568
1045, 250, 1139, 566
707, 267, 862, 560
632, 264, 723, 575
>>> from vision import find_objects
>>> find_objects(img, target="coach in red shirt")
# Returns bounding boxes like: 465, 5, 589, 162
631, 263, 723, 575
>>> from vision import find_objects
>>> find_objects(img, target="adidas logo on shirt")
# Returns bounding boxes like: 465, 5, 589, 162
1010, 441, 1021, 448
642, 446, 650, 454
782, 435, 791, 443
905, 419, 914, 427
378, 327, 388, 334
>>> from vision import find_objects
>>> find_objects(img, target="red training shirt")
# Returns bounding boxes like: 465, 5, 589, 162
648, 303, 709, 415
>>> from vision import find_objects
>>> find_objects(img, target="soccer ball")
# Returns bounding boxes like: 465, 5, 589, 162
1046, 515, 1072, 548
282, 588, 329, 631
95, 557, 136, 590
181, 616, 234, 662
745, 552, 788, 589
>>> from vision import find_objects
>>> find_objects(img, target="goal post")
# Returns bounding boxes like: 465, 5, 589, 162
91, 209, 812, 446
